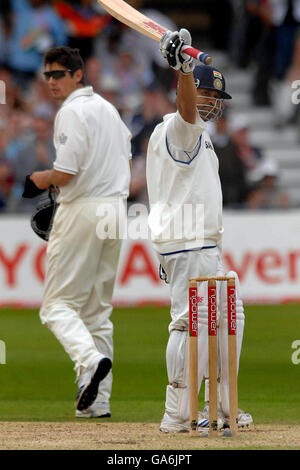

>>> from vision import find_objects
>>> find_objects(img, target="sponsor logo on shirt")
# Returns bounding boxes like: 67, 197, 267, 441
205, 141, 213, 150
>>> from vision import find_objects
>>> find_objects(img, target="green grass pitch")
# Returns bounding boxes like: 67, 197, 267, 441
0, 304, 300, 423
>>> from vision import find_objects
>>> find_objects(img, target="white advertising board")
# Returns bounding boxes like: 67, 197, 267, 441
0, 211, 299, 307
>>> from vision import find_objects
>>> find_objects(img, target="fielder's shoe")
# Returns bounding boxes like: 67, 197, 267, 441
75, 357, 112, 411
76, 400, 111, 418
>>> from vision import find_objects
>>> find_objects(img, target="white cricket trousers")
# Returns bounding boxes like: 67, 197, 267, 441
40, 197, 125, 402
159, 247, 221, 425
158, 248, 244, 425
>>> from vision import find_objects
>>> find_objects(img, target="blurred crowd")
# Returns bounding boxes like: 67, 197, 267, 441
0, 0, 299, 213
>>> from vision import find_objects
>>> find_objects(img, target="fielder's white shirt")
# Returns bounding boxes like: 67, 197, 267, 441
147, 111, 223, 254
53, 86, 132, 203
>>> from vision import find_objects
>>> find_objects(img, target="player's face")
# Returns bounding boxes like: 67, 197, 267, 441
196, 89, 224, 121
44, 62, 83, 101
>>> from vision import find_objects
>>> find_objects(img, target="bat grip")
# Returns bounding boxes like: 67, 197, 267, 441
181, 45, 212, 65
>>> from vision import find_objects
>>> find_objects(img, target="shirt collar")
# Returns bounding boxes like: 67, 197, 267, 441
62, 86, 94, 107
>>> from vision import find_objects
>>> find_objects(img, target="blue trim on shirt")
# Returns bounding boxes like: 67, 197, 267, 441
160, 245, 217, 256
165, 135, 202, 165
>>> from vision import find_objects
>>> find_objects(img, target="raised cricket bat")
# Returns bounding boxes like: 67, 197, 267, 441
97, 0, 212, 65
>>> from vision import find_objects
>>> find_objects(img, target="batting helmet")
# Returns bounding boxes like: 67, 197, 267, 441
193, 65, 232, 100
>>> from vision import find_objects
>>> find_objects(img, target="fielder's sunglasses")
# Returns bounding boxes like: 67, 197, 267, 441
43, 69, 72, 81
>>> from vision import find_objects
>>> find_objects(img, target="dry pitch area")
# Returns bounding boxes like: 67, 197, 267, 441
0, 422, 300, 450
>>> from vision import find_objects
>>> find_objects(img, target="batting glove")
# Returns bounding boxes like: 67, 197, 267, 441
159, 28, 195, 74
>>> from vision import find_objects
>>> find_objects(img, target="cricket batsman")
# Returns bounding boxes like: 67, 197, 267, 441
146, 29, 252, 432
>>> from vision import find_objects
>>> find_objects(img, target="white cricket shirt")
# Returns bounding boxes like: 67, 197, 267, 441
146, 111, 223, 254
53, 86, 131, 202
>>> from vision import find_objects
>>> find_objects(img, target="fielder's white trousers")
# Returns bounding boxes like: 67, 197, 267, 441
40, 197, 124, 402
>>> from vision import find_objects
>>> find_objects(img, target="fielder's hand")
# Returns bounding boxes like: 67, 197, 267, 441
30, 171, 51, 190
159, 28, 195, 74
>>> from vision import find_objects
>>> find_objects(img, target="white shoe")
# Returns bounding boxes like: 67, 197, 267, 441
75, 357, 112, 411
160, 423, 189, 433
198, 408, 225, 431
222, 409, 253, 428
237, 409, 253, 428
160, 411, 223, 433
202, 405, 253, 428
159, 412, 189, 433
75, 400, 111, 418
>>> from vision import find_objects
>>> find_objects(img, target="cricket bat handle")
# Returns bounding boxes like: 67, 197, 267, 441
181, 45, 212, 65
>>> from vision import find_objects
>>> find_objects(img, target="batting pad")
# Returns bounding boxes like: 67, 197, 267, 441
165, 309, 209, 423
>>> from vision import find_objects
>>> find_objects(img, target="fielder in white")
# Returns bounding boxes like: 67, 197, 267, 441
147, 29, 252, 432
30, 46, 132, 417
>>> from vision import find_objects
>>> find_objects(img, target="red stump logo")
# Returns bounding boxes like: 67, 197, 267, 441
189, 287, 198, 337
208, 286, 217, 336
227, 286, 237, 336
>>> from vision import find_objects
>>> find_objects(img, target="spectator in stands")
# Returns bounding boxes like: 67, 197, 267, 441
26, 74, 58, 119
0, 68, 26, 113
85, 56, 102, 94
270, 0, 300, 81
0, 127, 14, 212
272, 31, 300, 128
0, 21, 7, 68
7, 111, 55, 212
247, 0, 300, 106
100, 73, 120, 110
85, 55, 121, 108
54, 0, 109, 61
129, 85, 175, 206
118, 0, 178, 92
128, 130, 149, 207
0, 161, 14, 212
0, 1, 12, 67
3, 110, 33, 163
210, 111, 248, 207
245, 158, 290, 209
229, 0, 266, 69
6, 0, 67, 90
229, 114, 270, 187
130, 84, 175, 154
93, 21, 123, 79
113, 44, 155, 126
245, 0, 275, 105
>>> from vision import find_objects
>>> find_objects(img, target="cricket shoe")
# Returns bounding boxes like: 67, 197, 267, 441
201, 405, 253, 428
76, 400, 111, 418
75, 357, 112, 411
223, 409, 253, 429
160, 412, 223, 433
159, 412, 189, 433
198, 410, 225, 431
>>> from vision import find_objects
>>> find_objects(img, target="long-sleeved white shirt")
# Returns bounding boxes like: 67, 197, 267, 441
146, 111, 223, 254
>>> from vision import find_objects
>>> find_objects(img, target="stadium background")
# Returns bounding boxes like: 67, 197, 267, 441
0, 0, 300, 450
